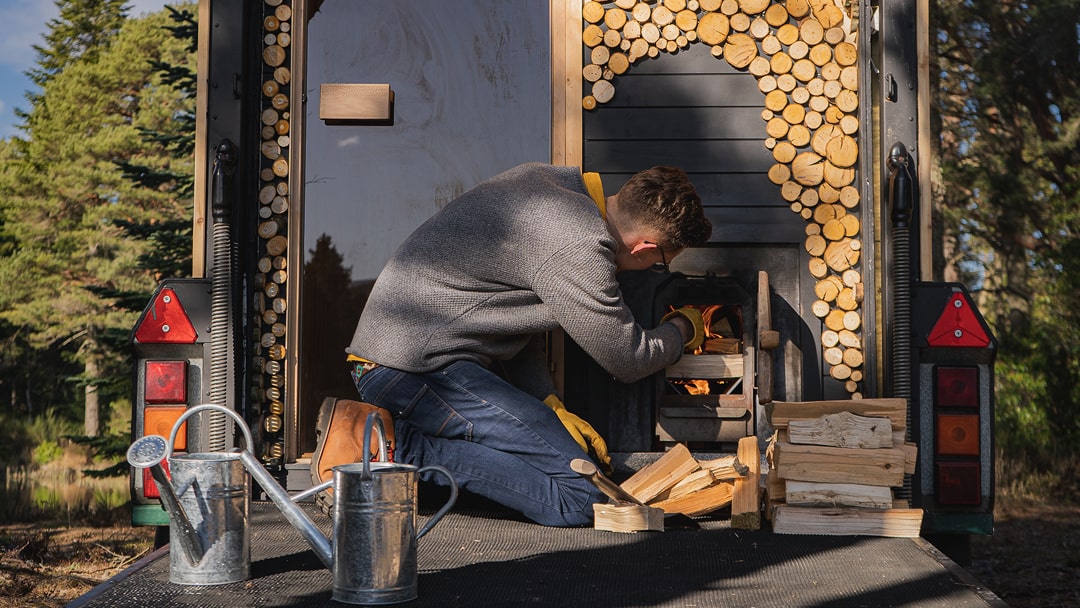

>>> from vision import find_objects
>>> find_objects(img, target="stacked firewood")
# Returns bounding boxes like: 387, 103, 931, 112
588, 437, 763, 533
253, 0, 296, 463
764, 399, 923, 537
582, 0, 868, 396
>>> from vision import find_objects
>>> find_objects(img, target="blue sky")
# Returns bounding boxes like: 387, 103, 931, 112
0, 0, 168, 140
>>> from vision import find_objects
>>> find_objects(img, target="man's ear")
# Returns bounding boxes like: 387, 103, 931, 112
629, 241, 658, 255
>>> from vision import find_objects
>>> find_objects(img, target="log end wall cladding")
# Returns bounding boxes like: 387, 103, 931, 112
583, 0, 863, 397
256, 0, 295, 463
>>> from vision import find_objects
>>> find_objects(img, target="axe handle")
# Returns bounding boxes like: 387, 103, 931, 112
570, 458, 644, 506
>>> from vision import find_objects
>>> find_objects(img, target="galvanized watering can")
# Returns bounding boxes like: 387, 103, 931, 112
131, 403, 457, 603
125, 404, 253, 585
259, 410, 458, 605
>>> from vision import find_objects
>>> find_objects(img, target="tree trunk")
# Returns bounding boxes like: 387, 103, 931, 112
84, 354, 100, 437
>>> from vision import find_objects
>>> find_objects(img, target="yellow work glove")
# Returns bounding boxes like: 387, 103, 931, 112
661, 305, 706, 351
543, 394, 612, 475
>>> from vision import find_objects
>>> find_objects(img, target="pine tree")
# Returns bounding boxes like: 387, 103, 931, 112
0, 5, 197, 435
931, 0, 1080, 459
16, 0, 129, 128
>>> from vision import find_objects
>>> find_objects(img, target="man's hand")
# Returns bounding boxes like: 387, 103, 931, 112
543, 394, 613, 474
661, 305, 706, 351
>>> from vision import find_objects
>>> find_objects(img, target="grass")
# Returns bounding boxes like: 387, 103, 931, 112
994, 447, 1079, 505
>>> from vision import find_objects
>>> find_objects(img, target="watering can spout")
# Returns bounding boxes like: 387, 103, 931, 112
238, 449, 335, 568
239, 409, 391, 570
126, 435, 205, 566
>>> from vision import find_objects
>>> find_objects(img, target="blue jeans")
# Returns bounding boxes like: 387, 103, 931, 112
353, 361, 604, 526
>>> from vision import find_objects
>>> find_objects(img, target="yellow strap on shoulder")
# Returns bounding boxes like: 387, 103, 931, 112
582, 171, 606, 220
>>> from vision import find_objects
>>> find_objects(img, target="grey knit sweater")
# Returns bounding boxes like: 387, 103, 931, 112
348, 163, 684, 395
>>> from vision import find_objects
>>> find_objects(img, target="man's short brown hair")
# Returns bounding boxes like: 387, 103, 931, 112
617, 166, 712, 249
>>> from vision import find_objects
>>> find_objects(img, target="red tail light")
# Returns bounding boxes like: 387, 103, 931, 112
144, 360, 188, 404
935, 366, 978, 407
936, 462, 981, 505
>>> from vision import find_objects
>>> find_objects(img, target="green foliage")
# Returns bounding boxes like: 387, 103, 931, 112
32, 441, 64, 465
0, 3, 197, 439
932, 0, 1080, 462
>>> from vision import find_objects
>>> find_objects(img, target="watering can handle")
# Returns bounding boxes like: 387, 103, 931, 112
415, 465, 458, 539
165, 404, 255, 460
360, 412, 389, 477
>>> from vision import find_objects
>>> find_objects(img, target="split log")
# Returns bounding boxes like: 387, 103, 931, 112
784, 480, 894, 509
731, 436, 762, 529
651, 468, 717, 503
666, 354, 743, 379
901, 442, 918, 475
773, 442, 906, 487
698, 454, 748, 480
593, 503, 665, 533
818, 182, 840, 204
814, 275, 843, 302
649, 481, 734, 516
621, 443, 700, 503
787, 411, 893, 448
768, 399, 907, 431
771, 505, 923, 537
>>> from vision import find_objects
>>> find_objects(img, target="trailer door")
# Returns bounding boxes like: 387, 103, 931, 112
287, 0, 551, 464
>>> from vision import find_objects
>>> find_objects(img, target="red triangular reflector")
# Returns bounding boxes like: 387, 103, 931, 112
134, 288, 198, 344
927, 292, 990, 347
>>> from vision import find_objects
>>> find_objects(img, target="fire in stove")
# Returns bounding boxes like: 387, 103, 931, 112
652, 274, 758, 446
667, 303, 745, 396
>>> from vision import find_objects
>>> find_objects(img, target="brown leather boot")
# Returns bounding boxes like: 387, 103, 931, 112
310, 397, 395, 514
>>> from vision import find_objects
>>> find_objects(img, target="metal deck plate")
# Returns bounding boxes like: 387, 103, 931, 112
72, 499, 1001, 608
